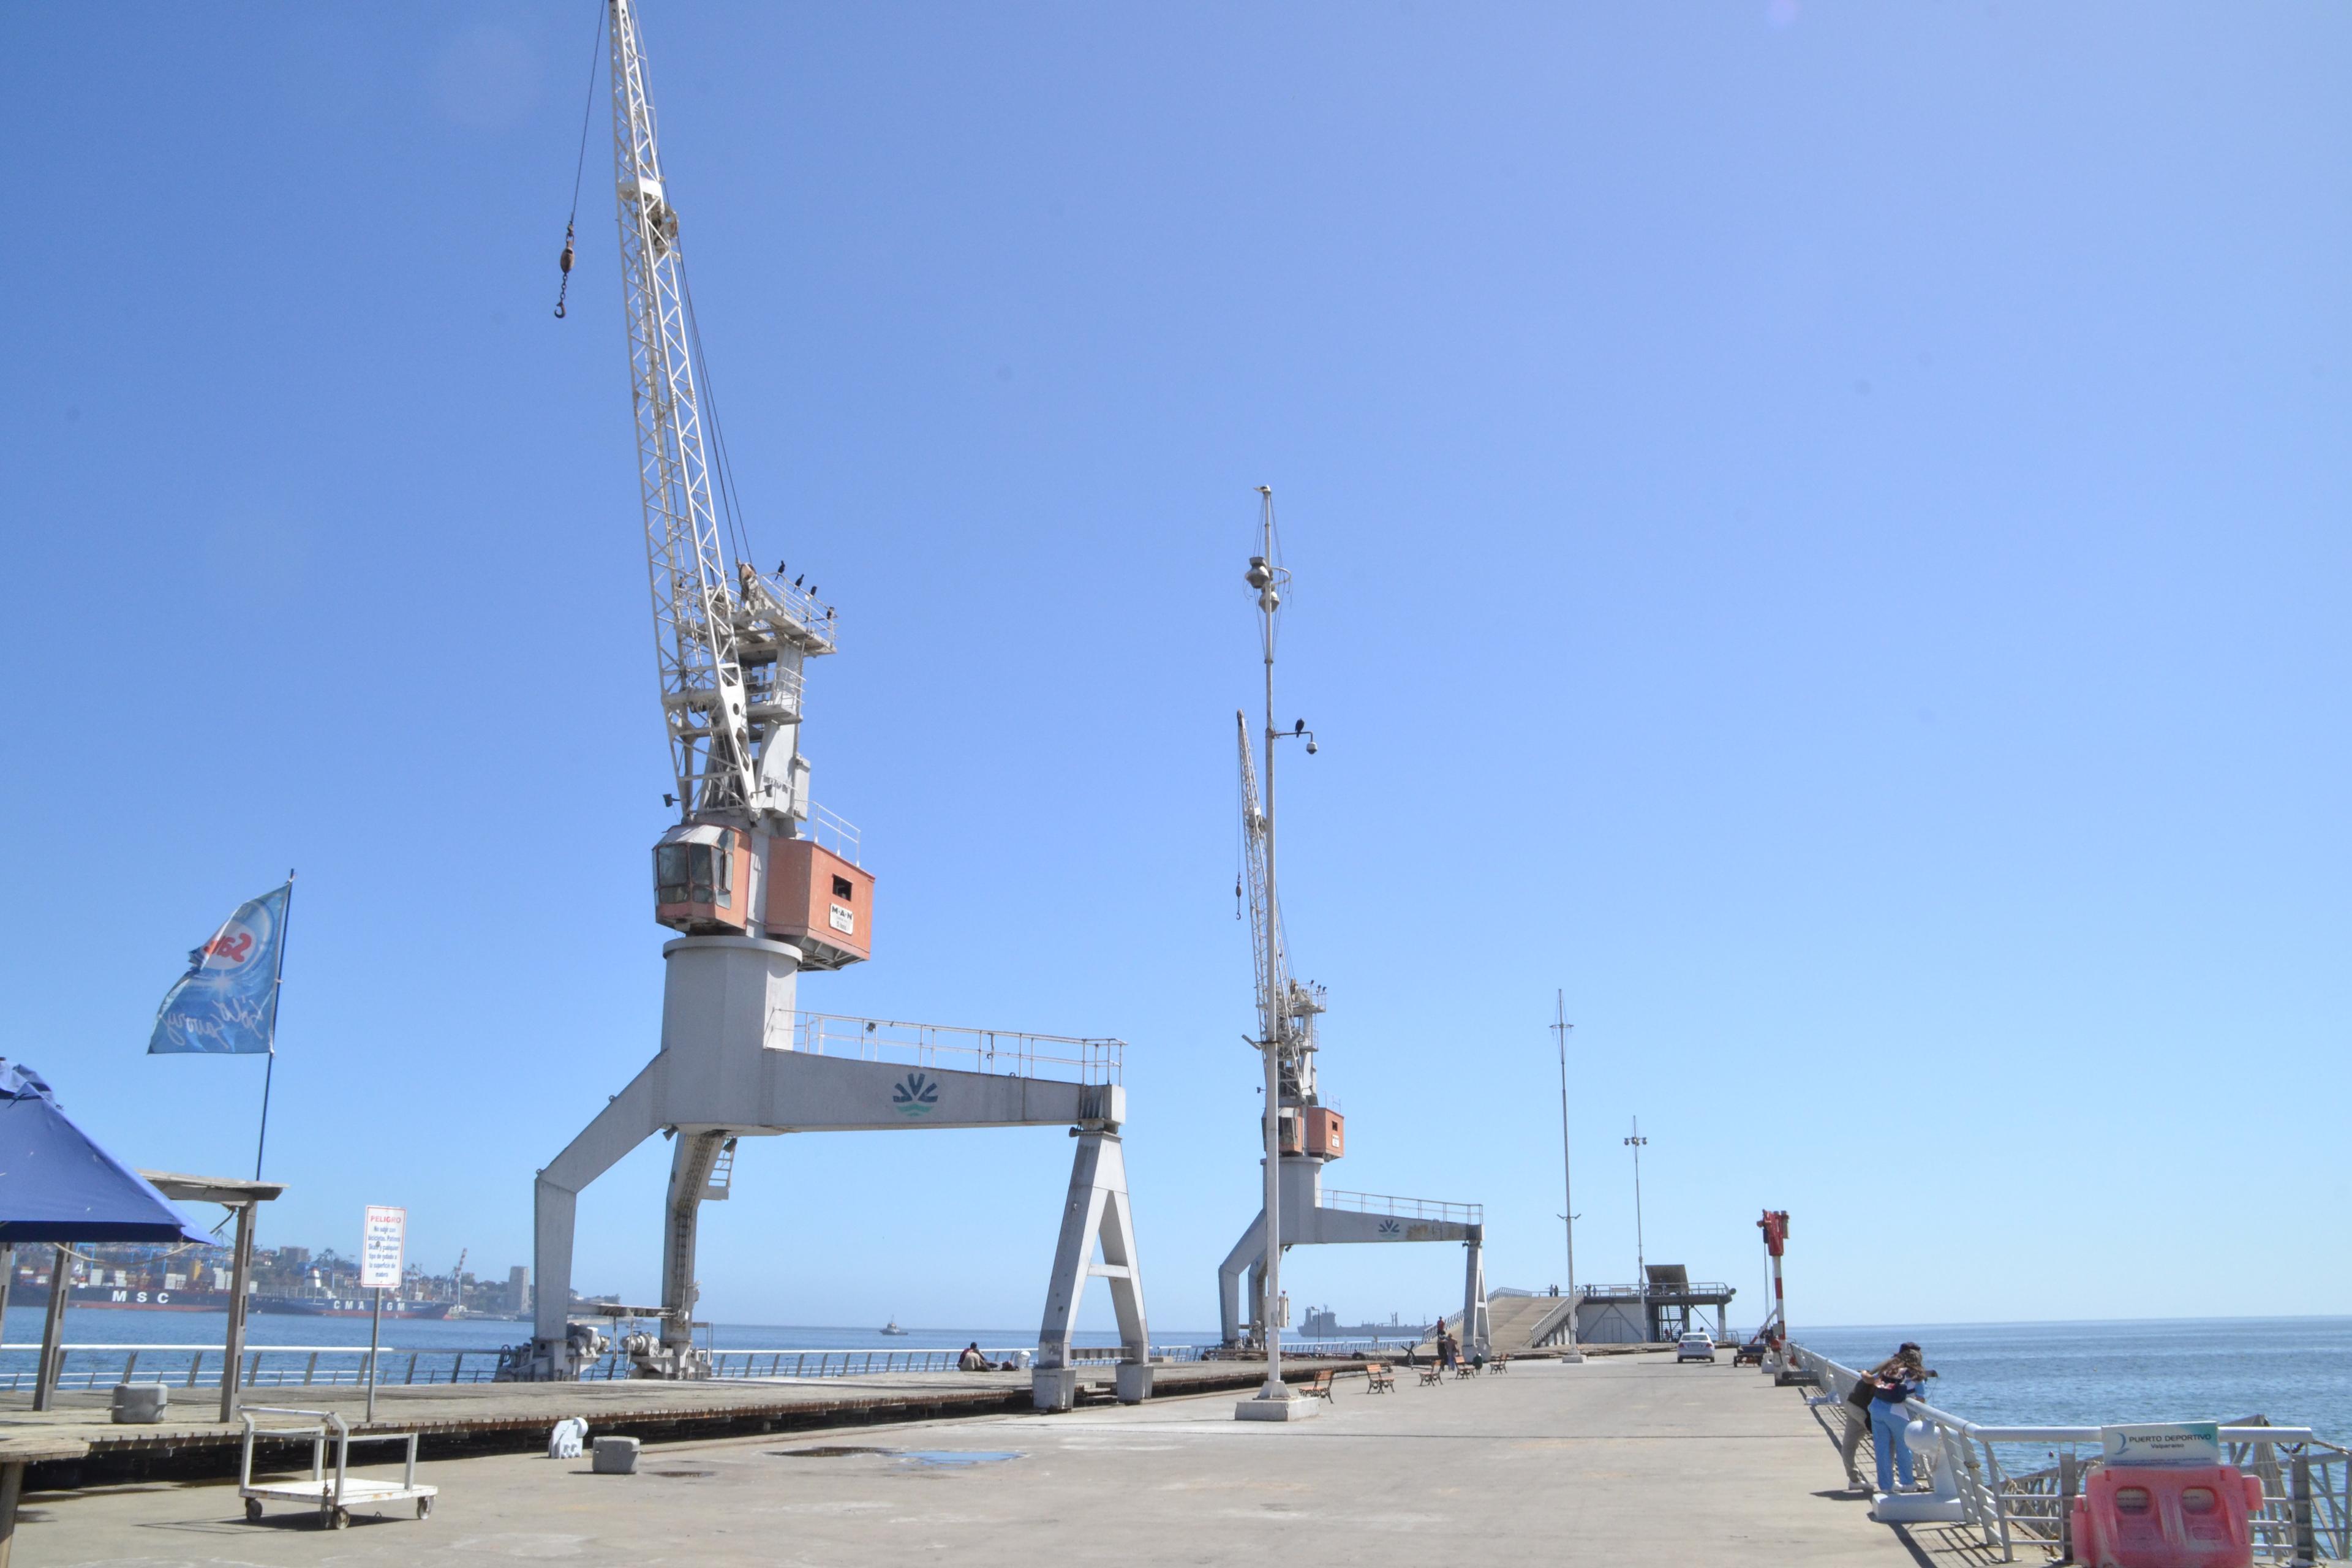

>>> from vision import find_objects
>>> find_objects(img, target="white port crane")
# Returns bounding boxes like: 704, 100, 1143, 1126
521, 0, 1152, 1395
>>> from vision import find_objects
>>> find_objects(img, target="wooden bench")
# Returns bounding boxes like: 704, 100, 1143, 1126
1364, 1362, 1394, 1393
1452, 1360, 1480, 1379
1305, 1370, 1336, 1402
1487, 1354, 1510, 1374
1417, 1364, 1444, 1387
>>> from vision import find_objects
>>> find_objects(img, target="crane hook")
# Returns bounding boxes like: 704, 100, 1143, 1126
552, 224, 576, 319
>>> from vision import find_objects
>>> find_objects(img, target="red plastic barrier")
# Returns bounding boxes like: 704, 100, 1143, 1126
2069, 1463, 2265, 1568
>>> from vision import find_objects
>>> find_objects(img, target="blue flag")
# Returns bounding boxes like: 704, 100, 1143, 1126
148, 884, 291, 1055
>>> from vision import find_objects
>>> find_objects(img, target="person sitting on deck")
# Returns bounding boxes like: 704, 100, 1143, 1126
958, 1343, 989, 1371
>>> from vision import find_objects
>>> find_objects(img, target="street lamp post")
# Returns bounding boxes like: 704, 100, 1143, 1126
1551, 992, 1580, 1357
1624, 1117, 1649, 1335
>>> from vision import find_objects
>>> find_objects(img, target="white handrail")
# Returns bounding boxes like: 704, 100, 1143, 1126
1789, 1343, 2346, 1565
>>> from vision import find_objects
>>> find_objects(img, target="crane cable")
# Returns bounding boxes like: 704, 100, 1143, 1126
553, 2, 609, 319
680, 268, 759, 577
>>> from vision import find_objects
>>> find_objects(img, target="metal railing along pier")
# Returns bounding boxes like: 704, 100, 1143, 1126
1, 1336, 1402, 1396
1787, 1343, 2350, 1565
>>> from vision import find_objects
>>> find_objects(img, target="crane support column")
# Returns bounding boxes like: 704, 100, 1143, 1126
1033, 1130, 1152, 1410
1462, 1225, 1488, 1354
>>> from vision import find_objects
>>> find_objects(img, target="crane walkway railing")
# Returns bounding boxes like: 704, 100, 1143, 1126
1316, 1189, 1482, 1226
771, 1011, 1124, 1085
806, 803, 859, 865
1787, 1343, 2349, 1564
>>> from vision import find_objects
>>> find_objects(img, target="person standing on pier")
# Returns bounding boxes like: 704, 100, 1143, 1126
1866, 1346, 1932, 1495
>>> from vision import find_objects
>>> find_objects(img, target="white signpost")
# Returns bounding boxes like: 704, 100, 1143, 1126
361, 1206, 404, 1420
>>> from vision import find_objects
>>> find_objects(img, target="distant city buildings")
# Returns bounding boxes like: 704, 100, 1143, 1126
6, 1241, 537, 1317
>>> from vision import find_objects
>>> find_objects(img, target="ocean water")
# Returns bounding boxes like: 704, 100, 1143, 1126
0, 1305, 1230, 1387
1797, 1317, 2352, 1447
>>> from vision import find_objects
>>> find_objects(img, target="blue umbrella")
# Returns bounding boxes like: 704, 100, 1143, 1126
0, 1062, 206, 1243
0, 1060, 215, 1416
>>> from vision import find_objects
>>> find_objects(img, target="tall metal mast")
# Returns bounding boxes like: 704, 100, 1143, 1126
608, 0, 832, 826
1238, 486, 1326, 1406
1553, 991, 1577, 1345
1245, 487, 1288, 1399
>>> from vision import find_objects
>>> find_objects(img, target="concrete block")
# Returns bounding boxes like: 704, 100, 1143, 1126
1234, 1393, 1320, 1422
1031, 1367, 1078, 1412
591, 1436, 640, 1474
110, 1384, 168, 1423
1114, 1363, 1154, 1404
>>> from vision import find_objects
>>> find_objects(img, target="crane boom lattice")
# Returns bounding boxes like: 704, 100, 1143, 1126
1236, 713, 1318, 1103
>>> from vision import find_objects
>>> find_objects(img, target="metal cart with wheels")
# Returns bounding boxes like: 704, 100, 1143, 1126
237, 1406, 438, 1530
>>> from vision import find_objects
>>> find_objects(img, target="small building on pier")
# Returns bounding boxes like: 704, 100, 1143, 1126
1571, 1265, 1735, 1344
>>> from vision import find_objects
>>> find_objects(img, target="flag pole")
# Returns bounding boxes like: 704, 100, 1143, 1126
254, 870, 295, 1182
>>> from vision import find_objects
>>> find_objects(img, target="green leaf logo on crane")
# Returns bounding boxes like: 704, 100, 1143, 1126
892, 1072, 940, 1118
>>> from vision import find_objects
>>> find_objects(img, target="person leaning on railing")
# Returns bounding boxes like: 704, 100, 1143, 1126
1861, 1345, 1937, 1495
1842, 1342, 1939, 1492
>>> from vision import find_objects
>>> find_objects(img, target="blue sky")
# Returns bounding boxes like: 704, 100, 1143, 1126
3, 2, 2346, 1335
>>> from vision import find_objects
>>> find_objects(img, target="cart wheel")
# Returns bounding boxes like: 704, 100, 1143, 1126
418, 1496, 434, 1520
244, 1498, 263, 1524
330, 1507, 350, 1531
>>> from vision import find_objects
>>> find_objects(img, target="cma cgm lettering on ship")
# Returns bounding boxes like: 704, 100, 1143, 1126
254, 1294, 454, 1320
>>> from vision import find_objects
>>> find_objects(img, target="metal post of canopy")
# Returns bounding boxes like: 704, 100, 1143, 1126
138, 1172, 284, 1424
31, 1248, 66, 1411
220, 1204, 255, 1422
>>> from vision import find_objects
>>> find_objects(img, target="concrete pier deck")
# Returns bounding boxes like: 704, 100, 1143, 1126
0, 1360, 1294, 1483
18, 1354, 1940, 1566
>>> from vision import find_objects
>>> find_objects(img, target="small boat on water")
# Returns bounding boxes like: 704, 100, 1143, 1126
880, 1319, 909, 1336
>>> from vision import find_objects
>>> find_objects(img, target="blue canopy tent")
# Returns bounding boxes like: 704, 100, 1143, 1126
0, 1063, 278, 1431
0, 1060, 208, 1422
0, 1062, 208, 1246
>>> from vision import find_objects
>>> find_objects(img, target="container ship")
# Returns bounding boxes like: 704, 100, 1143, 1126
252, 1294, 455, 1320
9, 1264, 453, 1319
11, 1277, 236, 1313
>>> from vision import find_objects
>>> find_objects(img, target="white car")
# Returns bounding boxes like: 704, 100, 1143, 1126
1676, 1332, 1716, 1363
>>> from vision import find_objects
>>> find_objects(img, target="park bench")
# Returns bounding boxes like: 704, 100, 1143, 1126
1417, 1364, 1444, 1387
1364, 1363, 1394, 1393
1305, 1370, 1336, 1402
1488, 1355, 1510, 1373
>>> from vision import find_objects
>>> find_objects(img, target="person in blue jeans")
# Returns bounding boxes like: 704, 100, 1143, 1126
1869, 1346, 1931, 1493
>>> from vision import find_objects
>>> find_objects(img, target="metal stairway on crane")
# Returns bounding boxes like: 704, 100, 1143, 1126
518, 0, 1151, 1410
